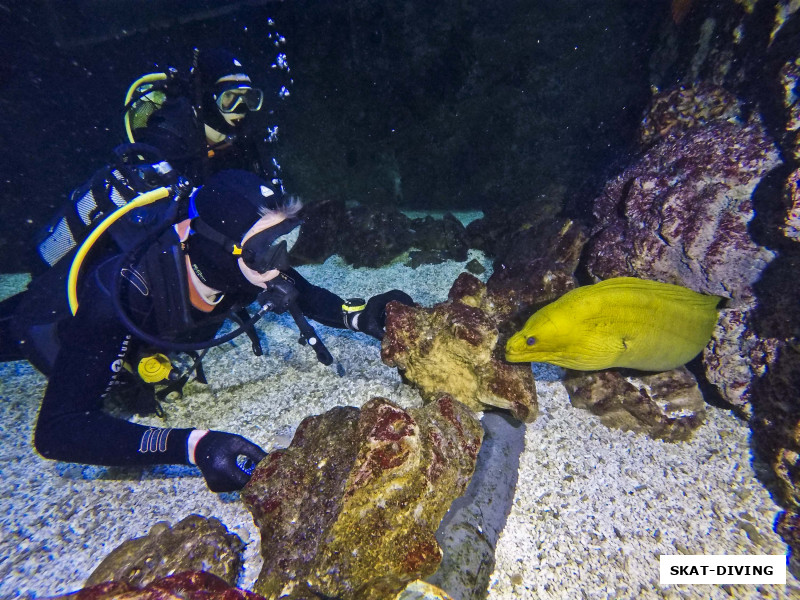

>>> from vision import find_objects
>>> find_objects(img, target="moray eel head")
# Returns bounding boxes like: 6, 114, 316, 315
505, 311, 582, 365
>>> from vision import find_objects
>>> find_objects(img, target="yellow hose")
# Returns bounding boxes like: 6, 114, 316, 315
67, 186, 171, 315
124, 72, 168, 143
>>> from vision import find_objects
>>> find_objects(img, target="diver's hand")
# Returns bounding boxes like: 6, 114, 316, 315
192, 430, 267, 492
358, 290, 414, 340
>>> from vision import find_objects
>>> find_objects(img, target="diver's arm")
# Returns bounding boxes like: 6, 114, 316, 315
285, 267, 347, 328
33, 275, 193, 467
284, 268, 414, 340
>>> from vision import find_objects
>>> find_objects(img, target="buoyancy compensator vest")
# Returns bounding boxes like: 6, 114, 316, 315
13, 147, 185, 376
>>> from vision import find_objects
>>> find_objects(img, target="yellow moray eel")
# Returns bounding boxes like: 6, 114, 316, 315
505, 277, 721, 371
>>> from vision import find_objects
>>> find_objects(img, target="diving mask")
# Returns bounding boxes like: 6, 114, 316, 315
215, 86, 264, 114
240, 217, 301, 274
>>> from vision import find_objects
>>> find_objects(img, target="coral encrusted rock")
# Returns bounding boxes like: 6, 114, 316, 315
783, 167, 800, 242
750, 336, 800, 509
585, 119, 782, 408
49, 571, 264, 600
586, 120, 779, 302
563, 367, 706, 441
381, 276, 538, 422
84, 514, 244, 589
240, 396, 482, 600
638, 82, 742, 148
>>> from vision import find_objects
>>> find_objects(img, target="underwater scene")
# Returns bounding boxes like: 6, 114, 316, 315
1, 0, 800, 598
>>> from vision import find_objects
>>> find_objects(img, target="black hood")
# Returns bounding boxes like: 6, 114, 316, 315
193, 48, 254, 135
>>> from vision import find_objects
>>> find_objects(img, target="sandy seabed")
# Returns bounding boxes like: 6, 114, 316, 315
0, 234, 798, 599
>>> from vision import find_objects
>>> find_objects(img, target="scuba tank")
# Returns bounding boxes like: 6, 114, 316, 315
123, 68, 187, 145
34, 144, 178, 269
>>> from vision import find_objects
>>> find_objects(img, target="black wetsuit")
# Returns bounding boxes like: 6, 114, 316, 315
31, 240, 345, 469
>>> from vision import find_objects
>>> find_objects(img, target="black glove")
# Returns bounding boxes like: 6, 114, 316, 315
355, 290, 414, 340
194, 430, 267, 493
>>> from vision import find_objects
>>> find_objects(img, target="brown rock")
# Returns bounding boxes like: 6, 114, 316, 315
84, 514, 244, 589
241, 396, 482, 600
381, 280, 537, 423
289, 197, 348, 265
464, 186, 566, 259
45, 571, 264, 600
564, 367, 706, 441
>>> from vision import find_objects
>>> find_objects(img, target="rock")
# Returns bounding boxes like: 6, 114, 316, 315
464, 188, 565, 258
290, 197, 348, 265
427, 412, 525, 600
586, 120, 780, 303
290, 200, 414, 268
750, 335, 800, 508
563, 367, 706, 441
447, 272, 489, 307
776, 510, 800, 579
584, 119, 782, 408
240, 396, 483, 600
242, 405, 361, 599
485, 217, 588, 330
339, 206, 414, 268
292, 202, 473, 269
381, 278, 538, 422
783, 167, 800, 242
703, 307, 781, 413
638, 82, 742, 147
407, 250, 448, 269
646, 0, 800, 163
396, 580, 454, 600
465, 259, 485, 275
781, 58, 800, 162
84, 514, 244, 589
48, 571, 264, 600
409, 213, 468, 262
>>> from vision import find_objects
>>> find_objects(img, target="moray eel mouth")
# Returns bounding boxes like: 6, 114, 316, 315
505, 332, 535, 363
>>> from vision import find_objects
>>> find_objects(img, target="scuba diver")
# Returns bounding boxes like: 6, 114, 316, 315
125, 47, 284, 185
0, 169, 412, 493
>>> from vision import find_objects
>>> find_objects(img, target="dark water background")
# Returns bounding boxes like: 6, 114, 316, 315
0, 0, 668, 273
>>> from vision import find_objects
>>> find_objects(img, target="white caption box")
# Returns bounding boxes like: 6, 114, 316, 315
660, 554, 786, 585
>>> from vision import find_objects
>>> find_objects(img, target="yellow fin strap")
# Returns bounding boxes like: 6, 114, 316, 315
342, 302, 367, 313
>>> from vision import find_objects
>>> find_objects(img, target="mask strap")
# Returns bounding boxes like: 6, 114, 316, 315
190, 217, 247, 258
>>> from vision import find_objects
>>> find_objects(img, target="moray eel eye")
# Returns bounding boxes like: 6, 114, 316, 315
526, 336, 536, 346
